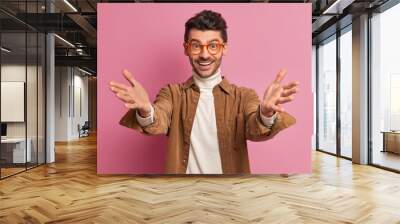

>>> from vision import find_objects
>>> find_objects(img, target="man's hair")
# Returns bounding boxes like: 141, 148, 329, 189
184, 10, 228, 43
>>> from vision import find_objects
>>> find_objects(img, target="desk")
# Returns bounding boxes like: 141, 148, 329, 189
1, 138, 32, 163
381, 131, 400, 154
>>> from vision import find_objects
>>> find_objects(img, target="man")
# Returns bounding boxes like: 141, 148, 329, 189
109, 10, 298, 174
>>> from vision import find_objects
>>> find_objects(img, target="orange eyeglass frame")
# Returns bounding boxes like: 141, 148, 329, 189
184, 42, 226, 55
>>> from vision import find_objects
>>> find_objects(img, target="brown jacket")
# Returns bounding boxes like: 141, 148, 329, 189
119, 76, 296, 174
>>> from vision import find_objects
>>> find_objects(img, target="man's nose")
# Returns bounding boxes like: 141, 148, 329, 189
199, 45, 210, 59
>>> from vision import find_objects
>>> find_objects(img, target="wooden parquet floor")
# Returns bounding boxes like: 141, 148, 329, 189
1, 134, 400, 224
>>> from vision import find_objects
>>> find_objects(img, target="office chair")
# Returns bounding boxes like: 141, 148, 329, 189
79, 121, 90, 138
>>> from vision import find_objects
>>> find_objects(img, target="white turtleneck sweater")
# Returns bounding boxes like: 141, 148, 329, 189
186, 69, 224, 174
136, 69, 276, 174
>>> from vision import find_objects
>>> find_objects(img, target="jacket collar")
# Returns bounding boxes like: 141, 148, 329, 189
183, 75, 232, 95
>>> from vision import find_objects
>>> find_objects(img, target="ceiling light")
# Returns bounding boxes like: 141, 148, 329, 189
78, 67, 93, 76
63, 0, 78, 12
322, 0, 355, 15
1, 47, 11, 53
54, 34, 75, 48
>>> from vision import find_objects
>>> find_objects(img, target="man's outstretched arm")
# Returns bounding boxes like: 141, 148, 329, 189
245, 69, 298, 141
109, 69, 173, 135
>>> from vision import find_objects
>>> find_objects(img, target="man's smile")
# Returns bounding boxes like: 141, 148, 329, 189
197, 60, 214, 70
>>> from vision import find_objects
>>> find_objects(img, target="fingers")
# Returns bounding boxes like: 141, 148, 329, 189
123, 69, 138, 87
109, 83, 132, 102
282, 81, 299, 90
110, 86, 133, 103
281, 86, 298, 97
274, 69, 287, 83
116, 92, 135, 104
109, 69, 139, 91
109, 81, 129, 92
277, 95, 294, 104
109, 84, 128, 96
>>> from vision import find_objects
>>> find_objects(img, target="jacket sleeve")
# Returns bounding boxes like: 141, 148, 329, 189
243, 88, 296, 142
119, 85, 173, 135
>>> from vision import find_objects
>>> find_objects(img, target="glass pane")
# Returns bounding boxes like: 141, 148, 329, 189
26, 0, 39, 170
0, 1, 46, 179
38, 32, 45, 165
1, 31, 27, 177
371, 3, 400, 171
318, 36, 337, 154
27, 31, 38, 169
340, 29, 352, 158
312, 45, 317, 150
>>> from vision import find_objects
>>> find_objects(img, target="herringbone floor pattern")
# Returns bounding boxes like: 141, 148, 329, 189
1, 134, 400, 224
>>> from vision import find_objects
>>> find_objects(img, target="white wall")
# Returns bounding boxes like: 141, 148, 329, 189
1, 65, 27, 141
55, 66, 69, 141
1, 65, 42, 137
54, 67, 89, 141
72, 73, 89, 138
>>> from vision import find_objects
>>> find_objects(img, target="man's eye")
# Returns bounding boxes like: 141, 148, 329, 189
191, 43, 200, 48
209, 43, 218, 49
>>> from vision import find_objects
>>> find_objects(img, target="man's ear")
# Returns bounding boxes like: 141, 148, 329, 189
222, 43, 228, 56
183, 43, 189, 56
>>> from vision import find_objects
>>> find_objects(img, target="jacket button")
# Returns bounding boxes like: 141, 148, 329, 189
183, 159, 187, 163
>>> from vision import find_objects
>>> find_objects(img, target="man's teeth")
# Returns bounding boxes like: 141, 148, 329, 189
198, 61, 212, 66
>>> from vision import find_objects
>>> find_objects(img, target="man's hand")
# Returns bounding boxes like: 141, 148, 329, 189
261, 69, 299, 117
109, 69, 152, 117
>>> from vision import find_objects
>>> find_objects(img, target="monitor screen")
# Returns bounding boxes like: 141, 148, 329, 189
1, 123, 7, 137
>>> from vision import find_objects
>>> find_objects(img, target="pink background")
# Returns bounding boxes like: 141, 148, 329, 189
97, 3, 312, 174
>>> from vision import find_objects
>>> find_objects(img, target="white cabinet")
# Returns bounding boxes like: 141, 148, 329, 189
1, 138, 32, 163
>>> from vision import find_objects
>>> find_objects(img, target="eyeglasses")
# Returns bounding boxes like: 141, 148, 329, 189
185, 41, 225, 55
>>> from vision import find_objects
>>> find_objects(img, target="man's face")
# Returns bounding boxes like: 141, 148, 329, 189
184, 29, 227, 78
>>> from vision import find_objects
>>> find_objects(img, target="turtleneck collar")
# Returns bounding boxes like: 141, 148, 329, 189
192, 68, 222, 89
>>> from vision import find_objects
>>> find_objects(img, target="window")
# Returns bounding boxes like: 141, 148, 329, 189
371, 2, 400, 171
317, 36, 337, 154
339, 27, 352, 158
